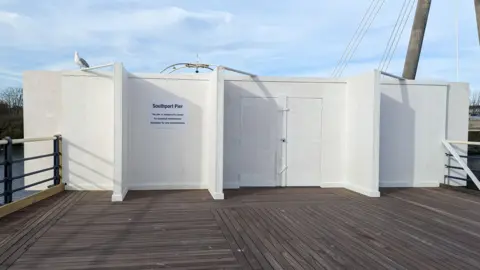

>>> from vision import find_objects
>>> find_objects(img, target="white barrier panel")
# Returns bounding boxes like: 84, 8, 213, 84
22, 67, 470, 200
223, 75, 348, 190
344, 71, 381, 197
379, 80, 469, 187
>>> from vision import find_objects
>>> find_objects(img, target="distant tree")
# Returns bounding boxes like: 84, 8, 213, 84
0, 87, 23, 114
470, 91, 480, 116
0, 88, 23, 139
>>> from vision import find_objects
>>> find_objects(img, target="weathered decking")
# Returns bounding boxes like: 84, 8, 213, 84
1, 187, 480, 269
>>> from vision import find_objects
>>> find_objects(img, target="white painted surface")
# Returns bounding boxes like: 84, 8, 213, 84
22, 68, 470, 198
380, 81, 448, 187
286, 97, 323, 186
345, 71, 381, 197
61, 72, 115, 191
122, 66, 131, 198
445, 83, 469, 186
224, 76, 347, 189
126, 74, 211, 190
239, 97, 281, 187
23, 70, 116, 192
112, 63, 126, 201
23, 71, 62, 190
204, 68, 224, 200
214, 69, 225, 200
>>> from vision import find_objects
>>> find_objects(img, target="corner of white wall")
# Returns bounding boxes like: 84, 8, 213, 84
205, 67, 225, 200
444, 82, 470, 187
344, 70, 381, 197
112, 62, 128, 202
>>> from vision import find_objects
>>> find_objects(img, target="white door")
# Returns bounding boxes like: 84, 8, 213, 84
239, 97, 281, 187
285, 98, 322, 186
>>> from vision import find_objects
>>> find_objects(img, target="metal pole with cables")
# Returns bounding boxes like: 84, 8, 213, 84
475, 0, 480, 45
402, 0, 432, 80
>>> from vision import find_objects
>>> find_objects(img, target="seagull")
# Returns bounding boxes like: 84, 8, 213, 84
74, 51, 90, 69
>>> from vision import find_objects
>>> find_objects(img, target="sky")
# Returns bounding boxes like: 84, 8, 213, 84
0, 0, 479, 91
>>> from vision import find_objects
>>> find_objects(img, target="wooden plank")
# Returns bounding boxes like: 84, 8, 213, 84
241, 207, 315, 270
264, 207, 368, 269
248, 207, 329, 270
2, 187, 480, 269
211, 209, 252, 270
0, 192, 72, 248
0, 184, 65, 219
0, 192, 85, 268
217, 208, 265, 270
231, 207, 291, 269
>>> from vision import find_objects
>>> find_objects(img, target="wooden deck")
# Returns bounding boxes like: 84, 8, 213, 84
1, 187, 480, 269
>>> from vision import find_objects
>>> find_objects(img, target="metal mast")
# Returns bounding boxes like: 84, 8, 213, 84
402, 0, 432, 79
475, 0, 480, 44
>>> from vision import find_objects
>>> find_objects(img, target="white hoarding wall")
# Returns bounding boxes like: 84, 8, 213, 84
379, 80, 469, 187
126, 73, 214, 191
22, 67, 470, 199
22, 69, 116, 192
223, 76, 348, 189
24, 70, 116, 191
61, 72, 115, 191
202, 68, 224, 199
445, 82, 469, 186
112, 63, 128, 201
23, 71, 62, 190
344, 71, 381, 197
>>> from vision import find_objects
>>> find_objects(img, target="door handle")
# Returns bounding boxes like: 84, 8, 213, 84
281, 138, 286, 143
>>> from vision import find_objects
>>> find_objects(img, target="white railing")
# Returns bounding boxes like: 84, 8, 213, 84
443, 140, 480, 190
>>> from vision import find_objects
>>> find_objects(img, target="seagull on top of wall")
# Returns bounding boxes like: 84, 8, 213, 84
74, 51, 90, 69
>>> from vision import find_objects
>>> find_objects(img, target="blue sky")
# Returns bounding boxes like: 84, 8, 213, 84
0, 0, 479, 91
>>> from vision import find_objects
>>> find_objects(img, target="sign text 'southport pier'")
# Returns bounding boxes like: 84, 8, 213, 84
150, 101, 187, 128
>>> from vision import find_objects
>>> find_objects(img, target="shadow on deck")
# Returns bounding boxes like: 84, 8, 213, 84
1, 187, 480, 269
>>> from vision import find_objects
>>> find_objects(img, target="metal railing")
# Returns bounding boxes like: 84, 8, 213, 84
443, 140, 480, 190
445, 153, 480, 188
0, 135, 62, 205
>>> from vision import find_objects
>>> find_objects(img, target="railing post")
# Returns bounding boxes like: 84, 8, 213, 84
53, 135, 61, 185
4, 137, 13, 204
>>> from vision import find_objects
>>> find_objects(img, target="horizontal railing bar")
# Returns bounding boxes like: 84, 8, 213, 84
445, 153, 480, 159
445, 165, 480, 173
446, 140, 480, 146
10, 177, 56, 193
12, 136, 56, 145
446, 165, 465, 170
444, 175, 467, 181
11, 166, 55, 181
0, 140, 6, 145
12, 153, 55, 164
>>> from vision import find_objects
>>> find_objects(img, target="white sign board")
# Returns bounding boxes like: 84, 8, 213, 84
150, 100, 187, 129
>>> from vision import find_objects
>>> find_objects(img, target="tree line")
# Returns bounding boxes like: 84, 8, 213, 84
0, 87, 23, 139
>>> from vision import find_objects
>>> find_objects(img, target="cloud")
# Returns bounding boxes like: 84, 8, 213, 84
0, 0, 479, 92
